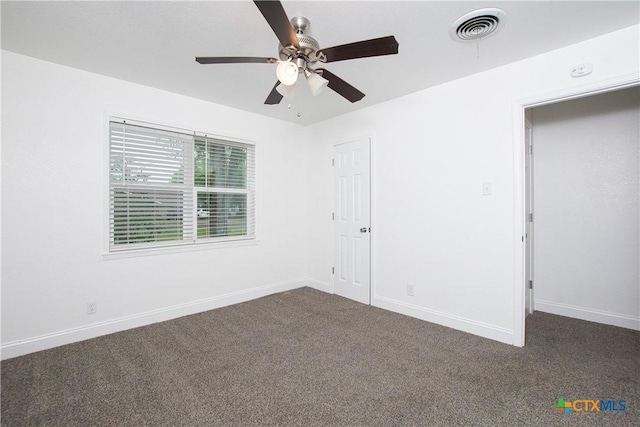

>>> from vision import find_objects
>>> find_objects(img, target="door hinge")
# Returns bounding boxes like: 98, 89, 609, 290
332, 158, 335, 166
528, 144, 533, 155
529, 280, 533, 289
529, 213, 533, 222
332, 266, 335, 275
332, 212, 335, 220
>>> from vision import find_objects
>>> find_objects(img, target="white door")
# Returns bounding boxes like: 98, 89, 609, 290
333, 138, 371, 305
524, 120, 534, 316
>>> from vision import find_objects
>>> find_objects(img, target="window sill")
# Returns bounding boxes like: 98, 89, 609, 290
102, 239, 259, 260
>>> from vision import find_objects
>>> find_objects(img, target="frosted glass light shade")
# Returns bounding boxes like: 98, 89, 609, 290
275, 82, 297, 99
307, 72, 329, 96
276, 61, 299, 86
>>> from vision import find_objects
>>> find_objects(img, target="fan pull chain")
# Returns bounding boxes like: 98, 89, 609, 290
287, 102, 302, 118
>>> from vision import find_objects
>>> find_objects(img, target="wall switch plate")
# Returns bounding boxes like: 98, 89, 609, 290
482, 182, 492, 196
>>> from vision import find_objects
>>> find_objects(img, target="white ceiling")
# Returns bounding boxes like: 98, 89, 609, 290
2, 1, 639, 125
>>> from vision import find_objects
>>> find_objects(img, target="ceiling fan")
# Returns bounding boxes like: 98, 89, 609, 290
195, 0, 399, 105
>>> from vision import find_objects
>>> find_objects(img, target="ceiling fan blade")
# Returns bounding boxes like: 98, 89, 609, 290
254, 1, 299, 50
318, 35, 399, 63
264, 82, 284, 105
316, 68, 365, 103
195, 57, 277, 64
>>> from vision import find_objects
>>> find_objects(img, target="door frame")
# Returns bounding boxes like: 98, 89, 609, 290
332, 135, 375, 304
511, 73, 639, 347
524, 118, 534, 317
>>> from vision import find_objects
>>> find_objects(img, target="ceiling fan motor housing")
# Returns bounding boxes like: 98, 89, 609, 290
278, 17, 321, 65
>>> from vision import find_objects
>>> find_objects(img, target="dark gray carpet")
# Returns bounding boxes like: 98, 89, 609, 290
2, 287, 639, 426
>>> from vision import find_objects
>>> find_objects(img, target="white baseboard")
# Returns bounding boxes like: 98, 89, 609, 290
373, 296, 514, 345
1, 278, 307, 360
534, 299, 640, 330
303, 277, 332, 294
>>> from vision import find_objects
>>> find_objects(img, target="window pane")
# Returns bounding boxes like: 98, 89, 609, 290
109, 121, 195, 250
111, 188, 188, 246
194, 139, 209, 188
197, 192, 247, 238
195, 138, 247, 189
210, 144, 247, 189
110, 124, 191, 186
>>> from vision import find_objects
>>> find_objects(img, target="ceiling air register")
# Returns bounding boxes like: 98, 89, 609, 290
450, 8, 506, 42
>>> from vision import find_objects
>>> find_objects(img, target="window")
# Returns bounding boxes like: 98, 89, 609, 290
194, 136, 254, 240
109, 120, 255, 252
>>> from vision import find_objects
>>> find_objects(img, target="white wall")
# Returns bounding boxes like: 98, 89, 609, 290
2, 24, 639, 358
304, 25, 640, 344
531, 87, 639, 329
1, 51, 310, 358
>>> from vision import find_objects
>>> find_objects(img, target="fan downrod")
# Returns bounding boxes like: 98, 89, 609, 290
291, 16, 311, 34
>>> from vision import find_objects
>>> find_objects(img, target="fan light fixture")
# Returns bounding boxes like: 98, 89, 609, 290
276, 72, 328, 98
276, 82, 297, 98
305, 70, 329, 96
276, 61, 299, 85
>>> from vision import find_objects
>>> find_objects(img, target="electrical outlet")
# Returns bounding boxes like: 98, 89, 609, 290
87, 301, 97, 315
406, 284, 414, 297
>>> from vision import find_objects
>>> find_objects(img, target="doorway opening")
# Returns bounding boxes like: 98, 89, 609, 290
512, 76, 639, 347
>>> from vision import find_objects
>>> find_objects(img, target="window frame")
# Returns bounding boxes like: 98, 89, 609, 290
193, 134, 256, 244
104, 117, 257, 259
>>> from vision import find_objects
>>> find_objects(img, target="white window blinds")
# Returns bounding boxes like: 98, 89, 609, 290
194, 136, 256, 241
109, 120, 255, 251
109, 122, 195, 250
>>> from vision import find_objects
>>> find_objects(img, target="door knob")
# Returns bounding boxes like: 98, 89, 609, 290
360, 227, 368, 233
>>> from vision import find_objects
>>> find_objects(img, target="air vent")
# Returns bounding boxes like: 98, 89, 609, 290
450, 8, 506, 42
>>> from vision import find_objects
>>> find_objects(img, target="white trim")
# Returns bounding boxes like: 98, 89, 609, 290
512, 102, 527, 347
511, 73, 640, 347
535, 299, 640, 331
102, 238, 259, 260
1, 278, 306, 360
303, 277, 332, 294
373, 296, 513, 345
103, 112, 112, 254
516, 73, 640, 111
369, 133, 377, 304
